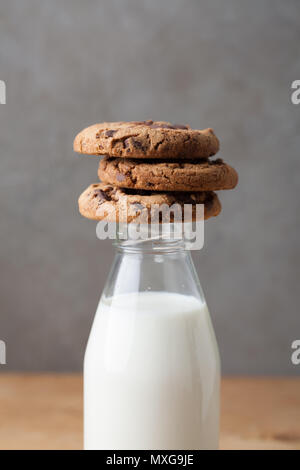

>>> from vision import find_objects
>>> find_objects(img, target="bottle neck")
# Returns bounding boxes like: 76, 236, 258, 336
102, 223, 204, 300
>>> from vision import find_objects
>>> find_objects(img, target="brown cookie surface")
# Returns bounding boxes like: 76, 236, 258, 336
99, 157, 238, 192
73, 121, 219, 159
78, 183, 221, 222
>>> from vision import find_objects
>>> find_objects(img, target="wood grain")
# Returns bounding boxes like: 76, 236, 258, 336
0, 374, 299, 450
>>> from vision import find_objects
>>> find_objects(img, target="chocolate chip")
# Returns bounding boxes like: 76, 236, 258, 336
133, 139, 142, 148
94, 189, 111, 202
149, 123, 189, 130
130, 120, 153, 126
105, 130, 117, 137
124, 137, 146, 152
150, 124, 175, 129
173, 124, 189, 130
132, 139, 144, 150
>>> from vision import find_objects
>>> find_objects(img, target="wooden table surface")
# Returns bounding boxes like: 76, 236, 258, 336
0, 374, 299, 450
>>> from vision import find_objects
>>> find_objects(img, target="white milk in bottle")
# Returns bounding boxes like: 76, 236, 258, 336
84, 291, 220, 450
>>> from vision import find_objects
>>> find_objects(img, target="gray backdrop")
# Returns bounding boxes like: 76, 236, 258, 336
0, 0, 299, 374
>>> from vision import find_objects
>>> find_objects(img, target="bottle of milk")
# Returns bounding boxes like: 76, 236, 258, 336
84, 227, 220, 450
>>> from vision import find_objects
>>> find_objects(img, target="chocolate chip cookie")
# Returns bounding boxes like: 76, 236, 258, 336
78, 183, 221, 222
73, 121, 219, 159
98, 157, 238, 192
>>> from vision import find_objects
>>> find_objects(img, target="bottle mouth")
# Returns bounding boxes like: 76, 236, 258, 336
113, 222, 202, 253
116, 236, 186, 253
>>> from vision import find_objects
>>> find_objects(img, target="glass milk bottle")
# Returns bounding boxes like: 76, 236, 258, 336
84, 226, 220, 450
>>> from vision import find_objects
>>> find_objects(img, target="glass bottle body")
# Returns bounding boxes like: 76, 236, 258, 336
84, 235, 220, 450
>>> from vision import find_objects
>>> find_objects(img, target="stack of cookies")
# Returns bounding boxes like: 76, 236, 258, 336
74, 120, 238, 223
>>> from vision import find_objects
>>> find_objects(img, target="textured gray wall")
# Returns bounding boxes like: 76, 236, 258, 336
0, 0, 299, 374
